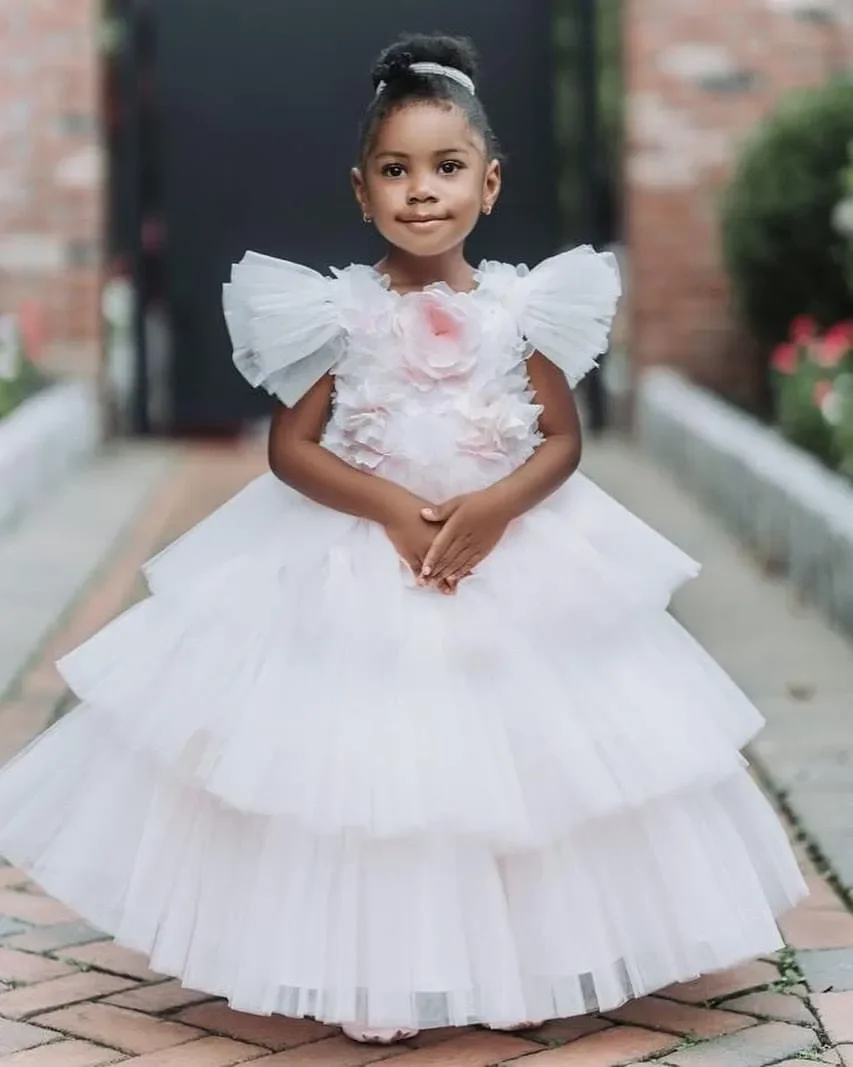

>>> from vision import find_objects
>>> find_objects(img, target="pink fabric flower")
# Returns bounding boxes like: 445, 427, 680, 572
771, 343, 797, 373
396, 290, 480, 387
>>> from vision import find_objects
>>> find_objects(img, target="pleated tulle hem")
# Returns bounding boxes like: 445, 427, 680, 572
0, 717, 807, 1028
1, 853, 798, 1030
2, 829, 799, 1029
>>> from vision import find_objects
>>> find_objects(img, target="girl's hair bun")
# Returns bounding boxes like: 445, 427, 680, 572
371, 34, 480, 92
359, 32, 500, 164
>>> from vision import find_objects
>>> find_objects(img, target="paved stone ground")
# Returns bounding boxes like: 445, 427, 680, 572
0, 436, 851, 1065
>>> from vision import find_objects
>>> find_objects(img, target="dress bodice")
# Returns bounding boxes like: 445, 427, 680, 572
223, 247, 621, 497
320, 267, 542, 498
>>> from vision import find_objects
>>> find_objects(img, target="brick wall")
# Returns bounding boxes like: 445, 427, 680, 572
0, 0, 103, 378
625, 0, 853, 402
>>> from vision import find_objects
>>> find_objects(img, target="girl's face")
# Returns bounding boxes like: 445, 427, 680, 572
353, 103, 501, 258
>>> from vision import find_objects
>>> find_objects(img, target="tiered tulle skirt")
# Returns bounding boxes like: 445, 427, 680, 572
0, 472, 807, 1028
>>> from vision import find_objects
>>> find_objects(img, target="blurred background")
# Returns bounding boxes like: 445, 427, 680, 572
2, 0, 852, 437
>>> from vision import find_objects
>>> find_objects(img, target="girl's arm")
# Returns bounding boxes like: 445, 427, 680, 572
420, 351, 581, 582
268, 374, 443, 576
268, 374, 413, 522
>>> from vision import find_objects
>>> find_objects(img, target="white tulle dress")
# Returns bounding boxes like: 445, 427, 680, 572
0, 246, 806, 1030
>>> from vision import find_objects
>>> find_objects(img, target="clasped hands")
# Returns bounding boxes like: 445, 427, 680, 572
383, 488, 511, 594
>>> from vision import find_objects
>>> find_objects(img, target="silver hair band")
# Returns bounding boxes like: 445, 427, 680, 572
375, 61, 476, 97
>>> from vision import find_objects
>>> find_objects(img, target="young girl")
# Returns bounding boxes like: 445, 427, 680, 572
0, 33, 806, 1046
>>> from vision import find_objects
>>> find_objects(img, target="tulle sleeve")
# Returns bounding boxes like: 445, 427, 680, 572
223, 252, 346, 406
513, 245, 621, 387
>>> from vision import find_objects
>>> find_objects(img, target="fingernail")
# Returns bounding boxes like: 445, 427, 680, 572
422, 566, 431, 577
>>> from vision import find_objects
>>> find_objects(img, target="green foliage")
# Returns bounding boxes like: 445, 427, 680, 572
720, 79, 853, 346
776, 371, 840, 466
839, 139, 853, 296
0, 318, 44, 420
0, 363, 42, 420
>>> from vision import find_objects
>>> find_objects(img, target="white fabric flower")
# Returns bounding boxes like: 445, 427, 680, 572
328, 375, 409, 470
473, 260, 529, 315
337, 410, 388, 468
456, 390, 543, 461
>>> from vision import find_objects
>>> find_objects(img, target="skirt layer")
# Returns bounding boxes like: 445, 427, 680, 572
0, 470, 808, 1027
0, 716, 805, 1028
54, 475, 757, 840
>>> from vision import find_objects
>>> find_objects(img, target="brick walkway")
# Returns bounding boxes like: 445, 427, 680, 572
0, 443, 852, 1065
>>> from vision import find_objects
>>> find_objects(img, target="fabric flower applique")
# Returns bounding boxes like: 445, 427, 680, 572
326, 375, 409, 470
330, 265, 396, 335
456, 388, 543, 462
473, 260, 531, 319
395, 289, 481, 388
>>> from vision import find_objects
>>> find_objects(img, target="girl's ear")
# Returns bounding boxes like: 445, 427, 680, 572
482, 159, 502, 216
351, 167, 370, 219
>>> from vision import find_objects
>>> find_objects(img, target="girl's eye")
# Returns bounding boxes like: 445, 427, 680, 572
440, 160, 464, 174
381, 163, 405, 178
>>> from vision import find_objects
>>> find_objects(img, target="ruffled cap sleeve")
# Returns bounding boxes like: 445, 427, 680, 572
480, 245, 621, 386
223, 252, 346, 406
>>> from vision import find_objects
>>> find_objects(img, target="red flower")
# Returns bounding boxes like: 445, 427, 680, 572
813, 380, 833, 406
813, 322, 853, 367
790, 315, 816, 343
771, 342, 798, 373
17, 301, 44, 362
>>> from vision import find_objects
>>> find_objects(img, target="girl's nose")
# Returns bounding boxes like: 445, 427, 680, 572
407, 175, 439, 203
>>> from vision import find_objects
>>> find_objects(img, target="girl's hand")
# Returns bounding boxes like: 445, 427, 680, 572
382, 494, 455, 592
419, 490, 512, 586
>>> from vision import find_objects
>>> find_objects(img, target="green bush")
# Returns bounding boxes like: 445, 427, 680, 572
0, 363, 41, 420
720, 78, 853, 348
838, 140, 853, 296
771, 318, 853, 478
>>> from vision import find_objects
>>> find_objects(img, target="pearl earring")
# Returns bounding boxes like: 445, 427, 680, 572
483, 204, 492, 216
363, 213, 372, 223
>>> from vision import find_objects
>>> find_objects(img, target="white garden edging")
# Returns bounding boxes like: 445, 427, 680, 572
637, 367, 853, 635
0, 380, 101, 532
